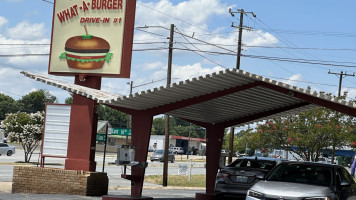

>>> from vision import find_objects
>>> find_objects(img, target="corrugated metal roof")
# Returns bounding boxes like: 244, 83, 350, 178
21, 69, 356, 128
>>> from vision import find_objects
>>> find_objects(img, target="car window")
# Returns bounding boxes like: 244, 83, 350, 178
0, 143, 7, 147
229, 159, 276, 170
338, 168, 354, 183
155, 150, 164, 154
266, 164, 333, 186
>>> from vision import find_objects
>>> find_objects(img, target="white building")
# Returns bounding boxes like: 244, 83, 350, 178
148, 135, 206, 155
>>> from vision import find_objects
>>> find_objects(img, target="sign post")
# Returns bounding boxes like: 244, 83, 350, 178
48, 0, 136, 172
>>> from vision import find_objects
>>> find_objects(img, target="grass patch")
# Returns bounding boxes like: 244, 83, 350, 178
145, 174, 206, 187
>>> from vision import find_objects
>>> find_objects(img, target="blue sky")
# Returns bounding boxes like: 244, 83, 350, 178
1, 0, 356, 104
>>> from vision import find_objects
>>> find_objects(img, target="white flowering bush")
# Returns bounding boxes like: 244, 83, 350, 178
0, 112, 44, 162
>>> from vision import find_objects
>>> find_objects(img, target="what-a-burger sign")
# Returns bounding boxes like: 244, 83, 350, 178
49, 0, 136, 78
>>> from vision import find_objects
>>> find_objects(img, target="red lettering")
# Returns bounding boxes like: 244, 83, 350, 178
82, 1, 89, 12
57, 12, 66, 23
70, 5, 79, 17
92, 0, 122, 10
92, 0, 96, 9
80, 17, 105, 23
117, 0, 122, 9
107, 0, 113, 9
102, 17, 110, 23
57, 5, 79, 23
64, 9, 71, 20
102, 0, 107, 9
113, 0, 117, 9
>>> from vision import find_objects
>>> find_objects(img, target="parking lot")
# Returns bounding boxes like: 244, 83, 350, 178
0, 143, 208, 199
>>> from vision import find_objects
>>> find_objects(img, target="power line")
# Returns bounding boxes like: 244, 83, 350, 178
175, 28, 227, 68
41, 0, 53, 4
254, 28, 356, 38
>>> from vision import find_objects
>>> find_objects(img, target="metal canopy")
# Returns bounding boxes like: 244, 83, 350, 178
21, 68, 356, 128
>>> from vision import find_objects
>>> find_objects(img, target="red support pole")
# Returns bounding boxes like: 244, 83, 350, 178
130, 111, 153, 197
65, 75, 101, 172
196, 125, 225, 200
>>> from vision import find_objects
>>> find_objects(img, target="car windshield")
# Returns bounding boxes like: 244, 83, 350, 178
155, 150, 164, 154
266, 163, 333, 186
228, 159, 276, 170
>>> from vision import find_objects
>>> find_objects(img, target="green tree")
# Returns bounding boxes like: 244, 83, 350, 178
251, 106, 355, 162
98, 105, 128, 128
18, 90, 57, 113
173, 118, 206, 138
0, 112, 44, 162
235, 129, 256, 156
151, 116, 176, 135
222, 129, 238, 153
0, 93, 21, 120
64, 94, 73, 104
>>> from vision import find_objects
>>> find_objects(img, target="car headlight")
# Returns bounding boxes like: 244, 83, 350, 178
304, 197, 331, 200
247, 190, 264, 199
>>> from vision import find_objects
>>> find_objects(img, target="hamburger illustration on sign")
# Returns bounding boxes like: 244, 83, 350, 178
49, 0, 136, 77
59, 26, 113, 70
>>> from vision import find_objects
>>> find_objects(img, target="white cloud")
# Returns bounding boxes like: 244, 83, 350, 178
244, 30, 279, 46
136, 0, 226, 27
0, 67, 33, 99
6, 21, 47, 40
0, 35, 50, 69
0, 16, 8, 28
346, 88, 356, 100
151, 62, 225, 81
134, 0, 279, 59
142, 61, 165, 71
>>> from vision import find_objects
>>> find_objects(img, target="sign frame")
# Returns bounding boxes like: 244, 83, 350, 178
41, 104, 72, 158
48, 0, 136, 78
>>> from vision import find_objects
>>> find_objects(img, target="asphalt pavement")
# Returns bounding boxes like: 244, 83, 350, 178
0, 143, 207, 200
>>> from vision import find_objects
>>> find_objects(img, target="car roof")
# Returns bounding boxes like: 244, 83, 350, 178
239, 156, 286, 162
279, 161, 340, 168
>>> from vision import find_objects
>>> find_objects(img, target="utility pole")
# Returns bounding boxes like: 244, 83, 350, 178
163, 24, 174, 187
227, 8, 256, 163
229, 8, 256, 70
327, 70, 354, 164
126, 81, 133, 145
328, 70, 355, 97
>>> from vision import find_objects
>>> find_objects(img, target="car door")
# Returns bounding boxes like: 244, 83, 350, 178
0, 143, 7, 154
336, 167, 356, 199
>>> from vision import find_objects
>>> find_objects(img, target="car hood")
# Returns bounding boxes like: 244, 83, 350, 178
251, 181, 333, 197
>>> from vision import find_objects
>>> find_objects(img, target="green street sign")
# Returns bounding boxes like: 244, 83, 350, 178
96, 134, 106, 142
111, 128, 131, 136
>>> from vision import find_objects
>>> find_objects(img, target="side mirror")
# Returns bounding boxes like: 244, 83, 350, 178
340, 180, 351, 187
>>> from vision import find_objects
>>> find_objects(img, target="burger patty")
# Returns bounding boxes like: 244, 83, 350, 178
65, 47, 109, 54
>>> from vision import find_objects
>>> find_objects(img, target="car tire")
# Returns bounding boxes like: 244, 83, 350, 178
171, 157, 175, 163
7, 150, 12, 156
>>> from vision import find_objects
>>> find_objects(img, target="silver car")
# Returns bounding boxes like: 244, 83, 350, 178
0, 143, 15, 156
150, 150, 175, 163
247, 161, 356, 200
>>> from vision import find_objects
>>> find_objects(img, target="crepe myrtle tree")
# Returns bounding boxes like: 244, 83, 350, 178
0, 111, 44, 162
